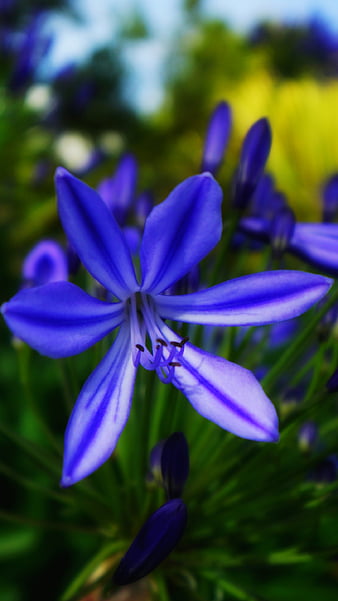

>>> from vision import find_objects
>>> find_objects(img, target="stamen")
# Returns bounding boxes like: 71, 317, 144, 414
156, 365, 175, 384
170, 336, 189, 348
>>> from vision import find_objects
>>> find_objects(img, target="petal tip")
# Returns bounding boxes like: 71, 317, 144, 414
59, 477, 72, 489
55, 166, 71, 182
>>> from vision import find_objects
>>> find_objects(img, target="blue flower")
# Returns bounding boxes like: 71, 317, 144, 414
2, 169, 333, 486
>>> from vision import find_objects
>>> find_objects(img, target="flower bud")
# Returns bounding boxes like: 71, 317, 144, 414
114, 499, 187, 585
232, 118, 272, 209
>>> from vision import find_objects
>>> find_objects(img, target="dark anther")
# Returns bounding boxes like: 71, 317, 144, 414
170, 336, 189, 348
169, 361, 181, 367
136, 344, 145, 352
156, 338, 168, 346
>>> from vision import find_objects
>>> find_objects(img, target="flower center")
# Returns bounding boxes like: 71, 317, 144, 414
128, 292, 188, 383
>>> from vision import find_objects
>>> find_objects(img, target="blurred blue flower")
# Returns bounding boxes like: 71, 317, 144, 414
200, 101, 232, 175
2, 169, 333, 485
8, 12, 53, 93
22, 240, 68, 287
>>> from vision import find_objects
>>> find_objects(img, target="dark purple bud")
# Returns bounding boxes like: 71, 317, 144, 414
298, 421, 318, 452
322, 173, 338, 222
233, 118, 272, 209
326, 368, 338, 393
114, 499, 187, 585
161, 432, 190, 499
22, 240, 68, 287
200, 101, 232, 175
269, 206, 295, 257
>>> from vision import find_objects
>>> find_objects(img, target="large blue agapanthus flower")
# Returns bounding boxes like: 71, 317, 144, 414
2, 169, 333, 486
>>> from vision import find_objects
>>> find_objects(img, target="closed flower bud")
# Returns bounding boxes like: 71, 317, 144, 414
114, 499, 187, 585
232, 118, 272, 209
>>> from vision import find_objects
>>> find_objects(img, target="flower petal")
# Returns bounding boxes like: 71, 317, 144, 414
61, 323, 137, 486
156, 321, 278, 442
114, 499, 187, 585
294, 222, 338, 240
290, 227, 338, 275
2, 282, 124, 358
55, 168, 138, 299
140, 173, 222, 295
155, 270, 333, 326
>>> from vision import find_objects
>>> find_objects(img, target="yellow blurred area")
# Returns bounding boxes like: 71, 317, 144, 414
218, 71, 338, 220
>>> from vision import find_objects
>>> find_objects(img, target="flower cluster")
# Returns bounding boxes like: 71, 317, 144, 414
2, 160, 332, 486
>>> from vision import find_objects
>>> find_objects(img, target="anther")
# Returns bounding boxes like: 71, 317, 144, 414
169, 362, 181, 367
136, 344, 145, 352
170, 336, 189, 348
156, 338, 168, 346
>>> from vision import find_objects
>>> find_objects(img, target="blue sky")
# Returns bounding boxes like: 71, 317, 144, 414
47, 0, 338, 112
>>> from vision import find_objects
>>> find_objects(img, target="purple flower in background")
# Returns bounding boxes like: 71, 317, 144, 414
97, 153, 138, 225
22, 240, 68, 287
2, 169, 333, 486
8, 12, 53, 93
298, 421, 318, 453
200, 101, 232, 175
